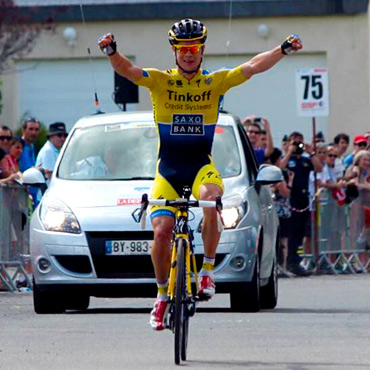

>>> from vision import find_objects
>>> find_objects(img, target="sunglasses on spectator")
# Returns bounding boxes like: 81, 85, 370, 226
327, 154, 337, 158
247, 130, 261, 135
173, 44, 203, 55
355, 142, 367, 147
0, 136, 12, 141
53, 134, 67, 138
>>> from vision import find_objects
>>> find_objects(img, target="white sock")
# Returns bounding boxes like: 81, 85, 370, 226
157, 281, 168, 301
199, 256, 215, 278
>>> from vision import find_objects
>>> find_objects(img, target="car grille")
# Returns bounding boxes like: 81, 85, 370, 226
85, 231, 226, 279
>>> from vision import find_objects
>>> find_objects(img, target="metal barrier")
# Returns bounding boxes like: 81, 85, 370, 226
311, 188, 370, 274
0, 184, 32, 291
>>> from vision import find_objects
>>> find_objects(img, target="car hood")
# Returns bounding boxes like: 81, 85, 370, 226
44, 178, 247, 231
48, 179, 153, 208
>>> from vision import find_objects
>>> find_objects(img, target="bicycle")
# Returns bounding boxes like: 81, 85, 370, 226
132, 186, 223, 365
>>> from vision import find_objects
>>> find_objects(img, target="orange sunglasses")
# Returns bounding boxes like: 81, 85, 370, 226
173, 44, 204, 55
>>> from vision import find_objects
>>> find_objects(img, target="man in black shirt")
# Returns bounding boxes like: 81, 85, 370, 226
280, 131, 322, 276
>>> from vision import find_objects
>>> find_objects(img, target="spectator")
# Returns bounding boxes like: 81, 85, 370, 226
365, 131, 370, 149
281, 134, 289, 155
343, 134, 367, 168
333, 133, 350, 179
0, 125, 12, 154
324, 145, 347, 190
309, 143, 328, 196
19, 117, 40, 172
258, 129, 267, 148
345, 150, 370, 190
314, 131, 325, 144
36, 122, 68, 181
19, 117, 41, 207
344, 150, 370, 250
279, 131, 322, 276
242, 116, 274, 164
269, 148, 295, 276
0, 125, 13, 179
1, 137, 24, 175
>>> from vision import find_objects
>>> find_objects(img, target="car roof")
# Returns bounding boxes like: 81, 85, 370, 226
72, 111, 237, 130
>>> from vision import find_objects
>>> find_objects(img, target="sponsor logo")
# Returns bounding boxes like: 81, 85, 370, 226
168, 80, 175, 86
117, 198, 141, 206
205, 77, 212, 85
176, 80, 183, 87
167, 90, 211, 102
171, 114, 204, 135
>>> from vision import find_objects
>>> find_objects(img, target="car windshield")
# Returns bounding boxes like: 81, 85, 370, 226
57, 121, 241, 180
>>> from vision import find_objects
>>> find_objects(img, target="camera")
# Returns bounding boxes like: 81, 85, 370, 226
293, 141, 304, 154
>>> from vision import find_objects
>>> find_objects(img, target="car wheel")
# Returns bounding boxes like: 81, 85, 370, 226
230, 254, 260, 312
65, 294, 90, 311
33, 280, 66, 314
260, 254, 278, 309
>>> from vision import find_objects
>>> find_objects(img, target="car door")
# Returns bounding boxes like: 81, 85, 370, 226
236, 122, 274, 279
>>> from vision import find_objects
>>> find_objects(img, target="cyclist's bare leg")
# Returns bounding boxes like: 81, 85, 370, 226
150, 215, 175, 330
199, 183, 223, 258
151, 215, 175, 284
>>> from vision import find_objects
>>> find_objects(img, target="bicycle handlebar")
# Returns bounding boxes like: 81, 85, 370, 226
132, 193, 223, 226
148, 199, 218, 208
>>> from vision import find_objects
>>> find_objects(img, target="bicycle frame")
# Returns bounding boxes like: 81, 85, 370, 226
167, 208, 199, 306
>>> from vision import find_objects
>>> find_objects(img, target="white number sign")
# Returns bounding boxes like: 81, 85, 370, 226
296, 68, 330, 117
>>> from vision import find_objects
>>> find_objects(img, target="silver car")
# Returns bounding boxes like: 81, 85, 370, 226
27, 111, 282, 313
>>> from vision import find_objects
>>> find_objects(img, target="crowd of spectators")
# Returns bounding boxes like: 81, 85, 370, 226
0, 118, 68, 203
242, 116, 370, 276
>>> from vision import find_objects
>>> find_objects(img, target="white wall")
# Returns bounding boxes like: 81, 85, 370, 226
0, 15, 369, 141
204, 53, 328, 143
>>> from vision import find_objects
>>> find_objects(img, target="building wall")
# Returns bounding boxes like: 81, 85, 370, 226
1, 14, 368, 140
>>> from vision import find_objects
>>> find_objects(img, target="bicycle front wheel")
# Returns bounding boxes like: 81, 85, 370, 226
174, 237, 187, 365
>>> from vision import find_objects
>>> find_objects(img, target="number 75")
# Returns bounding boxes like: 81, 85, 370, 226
301, 75, 323, 100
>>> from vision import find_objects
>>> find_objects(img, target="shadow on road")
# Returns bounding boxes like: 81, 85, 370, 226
66, 306, 370, 315
273, 307, 370, 314
66, 306, 235, 315
186, 359, 370, 368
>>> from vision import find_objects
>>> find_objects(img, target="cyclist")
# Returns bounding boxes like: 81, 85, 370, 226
98, 19, 302, 330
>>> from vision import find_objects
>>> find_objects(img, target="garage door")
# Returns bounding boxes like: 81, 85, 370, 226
204, 54, 328, 143
17, 58, 138, 131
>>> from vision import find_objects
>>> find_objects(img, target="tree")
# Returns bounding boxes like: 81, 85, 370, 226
0, 0, 57, 75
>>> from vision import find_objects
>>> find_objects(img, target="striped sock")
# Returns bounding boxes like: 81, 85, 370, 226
199, 256, 215, 277
157, 281, 168, 301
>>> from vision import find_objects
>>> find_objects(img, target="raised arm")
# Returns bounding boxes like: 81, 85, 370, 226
241, 35, 302, 80
97, 33, 143, 83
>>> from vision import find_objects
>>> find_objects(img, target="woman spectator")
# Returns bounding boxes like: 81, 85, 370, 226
345, 150, 370, 250
345, 150, 370, 190
1, 137, 24, 176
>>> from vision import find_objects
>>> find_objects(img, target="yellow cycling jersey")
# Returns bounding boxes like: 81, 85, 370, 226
135, 66, 248, 163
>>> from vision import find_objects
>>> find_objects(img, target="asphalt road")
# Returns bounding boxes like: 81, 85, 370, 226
1, 274, 370, 370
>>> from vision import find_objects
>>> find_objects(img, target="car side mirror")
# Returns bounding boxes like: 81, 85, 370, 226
255, 164, 283, 185
22, 167, 48, 194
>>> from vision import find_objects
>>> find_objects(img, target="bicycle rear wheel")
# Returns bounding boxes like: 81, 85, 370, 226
174, 237, 187, 365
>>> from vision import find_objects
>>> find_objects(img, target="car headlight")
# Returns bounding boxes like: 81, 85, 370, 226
39, 197, 81, 234
221, 204, 246, 229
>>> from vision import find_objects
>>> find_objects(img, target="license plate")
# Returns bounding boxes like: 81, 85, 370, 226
105, 240, 153, 255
